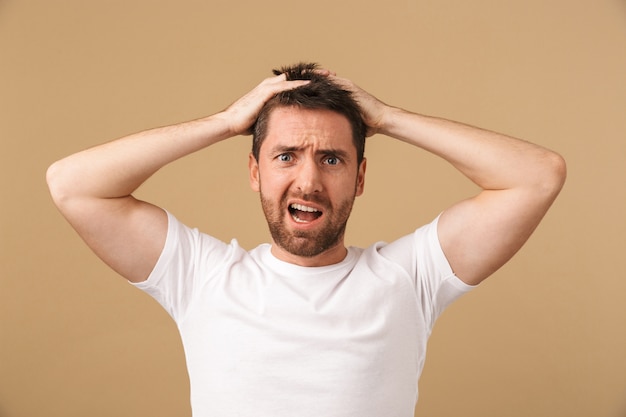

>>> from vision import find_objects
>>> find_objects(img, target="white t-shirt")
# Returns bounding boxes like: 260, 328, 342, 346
133, 211, 474, 417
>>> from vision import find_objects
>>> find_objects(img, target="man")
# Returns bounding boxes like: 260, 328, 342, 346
47, 63, 566, 416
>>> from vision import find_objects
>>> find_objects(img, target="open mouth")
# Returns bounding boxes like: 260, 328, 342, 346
288, 203, 323, 223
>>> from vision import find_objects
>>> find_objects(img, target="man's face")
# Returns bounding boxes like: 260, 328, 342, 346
249, 106, 366, 266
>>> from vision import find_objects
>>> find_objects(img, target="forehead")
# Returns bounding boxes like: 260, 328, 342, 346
263, 107, 355, 154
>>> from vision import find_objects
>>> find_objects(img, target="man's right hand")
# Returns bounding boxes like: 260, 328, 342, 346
221, 73, 310, 136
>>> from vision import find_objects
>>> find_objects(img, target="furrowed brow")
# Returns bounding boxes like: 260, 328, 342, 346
270, 145, 303, 154
317, 148, 351, 160
268, 144, 352, 161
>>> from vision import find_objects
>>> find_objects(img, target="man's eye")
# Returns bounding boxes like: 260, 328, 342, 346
324, 156, 340, 165
278, 154, 292, 162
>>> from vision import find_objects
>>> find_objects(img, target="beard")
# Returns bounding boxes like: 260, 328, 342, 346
260, 190, 356, 258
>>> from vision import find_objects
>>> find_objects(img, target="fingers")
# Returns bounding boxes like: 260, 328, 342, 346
262, 72, 310, 94
312, 68, 336, 77
322, 74, 389, 137
222, 75, 312, 136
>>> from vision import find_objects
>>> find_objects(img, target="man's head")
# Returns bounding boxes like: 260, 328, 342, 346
248, 63, 368, 266
252, 62, 367, 165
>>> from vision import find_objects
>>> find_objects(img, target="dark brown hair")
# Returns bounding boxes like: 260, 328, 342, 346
252, 62, 366, 164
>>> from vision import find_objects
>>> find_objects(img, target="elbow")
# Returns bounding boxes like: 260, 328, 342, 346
46, 159, 74, 207
539, 151, 567, 198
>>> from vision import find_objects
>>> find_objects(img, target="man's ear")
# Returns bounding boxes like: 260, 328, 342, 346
249, 153, 260, 192
356, 157, 366, 196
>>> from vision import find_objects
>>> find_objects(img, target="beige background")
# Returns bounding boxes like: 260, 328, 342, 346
1, 0, 625, 416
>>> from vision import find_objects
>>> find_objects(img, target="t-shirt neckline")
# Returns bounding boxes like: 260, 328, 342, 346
261, 244, 360, 277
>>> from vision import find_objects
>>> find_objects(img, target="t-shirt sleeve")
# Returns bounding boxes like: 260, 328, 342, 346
131, 211, 238, 322
380, 215, 475, 330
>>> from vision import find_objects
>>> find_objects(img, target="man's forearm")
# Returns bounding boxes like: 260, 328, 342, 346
379, 107, 565, 193
47, 113, 232, 203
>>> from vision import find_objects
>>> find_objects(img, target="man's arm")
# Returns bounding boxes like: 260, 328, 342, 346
46, 74, 310, 283
335, 75, 566, 286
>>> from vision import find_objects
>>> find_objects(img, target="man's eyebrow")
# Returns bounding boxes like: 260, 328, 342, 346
269, 145, 351, 159
319, 148, 351, 160
270, 145, 303, 154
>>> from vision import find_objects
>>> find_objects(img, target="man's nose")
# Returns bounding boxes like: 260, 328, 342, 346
295, 159, 323, 194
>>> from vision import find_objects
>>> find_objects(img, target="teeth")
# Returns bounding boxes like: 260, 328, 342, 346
292, 214, 307, 223
290, 203, 319, 213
